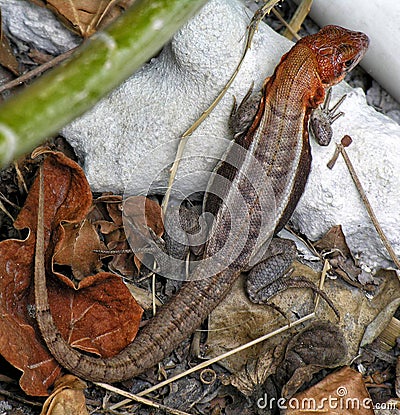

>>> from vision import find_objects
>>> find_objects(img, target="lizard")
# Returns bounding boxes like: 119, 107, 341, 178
34, 25, 369, 383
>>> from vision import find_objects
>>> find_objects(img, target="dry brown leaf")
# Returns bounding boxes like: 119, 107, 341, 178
94, 219, 120, 234
48, 271, 142, 357
32, 0, 135, 38
208, 262, 400, 396
314, 225, 351, 257
90, 194, 164, 276
283, 366, 374, 414
360, 279, 400, 348
227, 348, 279, 397
0, 151, 142, 395
0, 11, 20, 75
314, 226, 370, 288
89, 195, 123, 238
123, 196, 164, 238
126, 281, 162, 311
279, 320, 348, 399
40, 375, 88, 415
89, 194, 137, 277
123, 195, 164, 271
53, 219, 104, 280
107, 239, 136, 277
105, 194, 123, 225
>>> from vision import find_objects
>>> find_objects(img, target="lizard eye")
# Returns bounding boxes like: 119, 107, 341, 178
344, 59, 355, 69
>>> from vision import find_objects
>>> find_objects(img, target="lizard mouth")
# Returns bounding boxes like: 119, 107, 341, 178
346, 31, 370, 72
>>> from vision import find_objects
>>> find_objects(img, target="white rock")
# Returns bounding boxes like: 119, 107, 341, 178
61, 0, 400, 269
292, 85, 400, 270
0, 0, 79, 54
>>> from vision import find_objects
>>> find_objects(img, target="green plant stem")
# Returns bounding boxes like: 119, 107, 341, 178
0, 0, 208, 167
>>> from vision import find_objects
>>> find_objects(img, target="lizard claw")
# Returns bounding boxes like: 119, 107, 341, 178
267, 275, 340, 320
309, 88, 347, 146
247, 262, 340, 320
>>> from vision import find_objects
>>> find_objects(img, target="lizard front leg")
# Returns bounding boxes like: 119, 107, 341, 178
309, 88, 347, 146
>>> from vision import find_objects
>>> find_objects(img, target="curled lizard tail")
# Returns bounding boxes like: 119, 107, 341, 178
35, 164, 240, 382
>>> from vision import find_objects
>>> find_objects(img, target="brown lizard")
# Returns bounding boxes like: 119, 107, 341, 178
34, 25, 369, 383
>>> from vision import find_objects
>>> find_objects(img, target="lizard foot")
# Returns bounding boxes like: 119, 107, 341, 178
248, 272, 340, 320
309, 88, 347, 146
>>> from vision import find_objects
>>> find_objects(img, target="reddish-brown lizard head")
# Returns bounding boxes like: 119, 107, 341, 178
300, 25, 369, 87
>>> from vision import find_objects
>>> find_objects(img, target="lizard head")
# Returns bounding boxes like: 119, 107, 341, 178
302, 25, 369, 87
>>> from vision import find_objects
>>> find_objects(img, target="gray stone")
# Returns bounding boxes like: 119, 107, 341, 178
0, 0, 79, 54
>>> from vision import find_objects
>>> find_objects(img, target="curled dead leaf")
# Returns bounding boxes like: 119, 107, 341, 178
89, 194, 137, 277
283, 366, 374, 415
279, 320, 348, 399
0, 151, 142, 396
122, 195, 164, 272
123, 195, 164, 239
32, 0, 135, 38
53, 219, 104, 280
314, 225, 351, 257
40, 374, 88, 415
48, 271, 142, 357
0, 12, 20, 75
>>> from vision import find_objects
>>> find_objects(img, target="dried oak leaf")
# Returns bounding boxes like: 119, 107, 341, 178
32, 0, 135, 38
278, 320, 348, 399
0, 12, 20, 75
40, 374, 88, 415
53, 219, 104, 280
283, 366, 374, 414
48, 271, 140, 357
0, 151, 142, 396
89, 194, 137, 277
314, 225, 351, 257
122, 195, 164, 271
